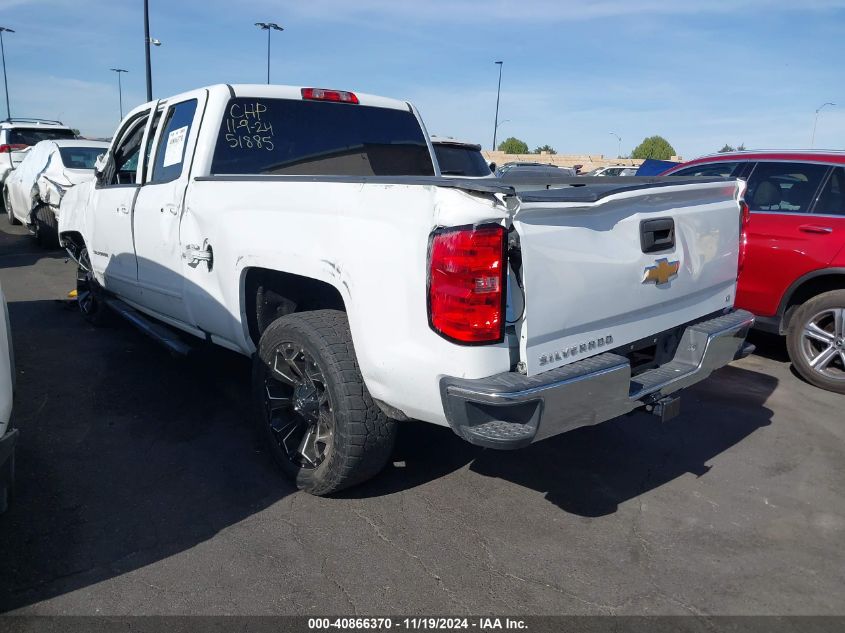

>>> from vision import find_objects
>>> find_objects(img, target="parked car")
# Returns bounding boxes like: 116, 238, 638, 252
0, 118, 77, 214
495, 162, 580, 192
0, 279, 15, 513
663, 150, 845, 392
59, 84, 751, 494
4, 139, 109, 247
495, 161, 576, 177
583, 165, 638, 177
430, 136, 493, 178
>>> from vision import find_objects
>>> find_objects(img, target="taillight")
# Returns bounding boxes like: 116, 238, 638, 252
738, 199, 750, 276
428, 225, 507, 344
0, 144, 26, 153
301, 87, 359, 104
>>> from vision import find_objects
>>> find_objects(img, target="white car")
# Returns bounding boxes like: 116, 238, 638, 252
4, 139, 109, 247
430, 136, 493, 177
0, 118, 77, 213
0, 280, 15, 513
584, 165, 639, 177
59, 83, 752, 495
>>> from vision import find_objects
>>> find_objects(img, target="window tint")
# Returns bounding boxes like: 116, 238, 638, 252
814, 167, 845, 216
58, 147, 106, 170
9, 128, 75, 146
149, 99, 198, 184
211, 98, 434, 176
745, 161, 829, 213
104, 112, 150, 186
433, 144, 491, 176
670, 162, 740, 178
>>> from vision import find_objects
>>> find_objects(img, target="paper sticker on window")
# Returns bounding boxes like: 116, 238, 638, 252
162, 125, 189, 167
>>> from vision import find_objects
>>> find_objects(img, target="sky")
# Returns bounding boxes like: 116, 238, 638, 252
1, 0, 844, 159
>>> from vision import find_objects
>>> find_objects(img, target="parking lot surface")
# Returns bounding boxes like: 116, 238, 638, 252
0, 223, 843, 615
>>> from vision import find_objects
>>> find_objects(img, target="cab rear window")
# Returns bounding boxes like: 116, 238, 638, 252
211, 97, 434, 177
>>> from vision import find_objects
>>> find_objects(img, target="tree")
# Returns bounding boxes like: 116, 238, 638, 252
71, 128, 81, 137
718, 144, 735, 153
533, 144, 557, 154
631, 135, 676, 160
497, 137, 529, 154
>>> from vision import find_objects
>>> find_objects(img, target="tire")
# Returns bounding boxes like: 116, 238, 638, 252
253, 309, 397, 495
76, 246, 110, 326
33, 205, 59, 249
786, 289, 845, 394
4, 189, 20, 225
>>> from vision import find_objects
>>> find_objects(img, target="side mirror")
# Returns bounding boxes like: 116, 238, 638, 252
488, 162, 497, 173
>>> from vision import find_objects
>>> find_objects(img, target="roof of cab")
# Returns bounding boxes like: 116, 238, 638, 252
136, 84, 414, 113
429, 135, 483, 150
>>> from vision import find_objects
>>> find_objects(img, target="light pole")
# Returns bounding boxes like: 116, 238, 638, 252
110, 68, 128, 119
609, 132, 622, 159
811, 102, 835, 148
255, 22, 284, 84
143, 0, 161, 101
492, 61, 503, 150
0, 27, 14, 119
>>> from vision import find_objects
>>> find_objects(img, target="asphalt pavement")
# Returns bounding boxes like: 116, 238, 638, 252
0, 221, 843, 616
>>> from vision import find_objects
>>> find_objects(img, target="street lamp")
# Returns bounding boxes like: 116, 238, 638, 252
255, 22, 284, 84
492, 61, 503, 150
0, 27, 14, 119
811, 102, 835, 148
110, 68, 128, 119
143, 0, 161, 102
609, 132, 622, 159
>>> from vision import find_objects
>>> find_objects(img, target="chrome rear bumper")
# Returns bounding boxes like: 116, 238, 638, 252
440, 309, 755, 449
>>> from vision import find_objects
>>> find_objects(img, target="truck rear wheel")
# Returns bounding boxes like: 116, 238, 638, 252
33, 205, 59, 249
786, 290, 845, 394
253, 309, 397, 495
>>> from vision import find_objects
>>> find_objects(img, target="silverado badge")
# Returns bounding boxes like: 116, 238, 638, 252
643, 258, 680, 286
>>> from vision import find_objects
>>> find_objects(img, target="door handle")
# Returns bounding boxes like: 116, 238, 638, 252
117, 204, 129, 214
162, 204, 179, 216
799, 224, 833, 234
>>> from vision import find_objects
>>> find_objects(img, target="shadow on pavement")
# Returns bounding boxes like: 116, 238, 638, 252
746, 329, 790, 363
348, 364, 776, 517
0, 299, 294, 613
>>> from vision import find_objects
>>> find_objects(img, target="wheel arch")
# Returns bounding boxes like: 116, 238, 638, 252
778, 268, 845, 333
58, 230, 86, 262
241, 267, 347, 348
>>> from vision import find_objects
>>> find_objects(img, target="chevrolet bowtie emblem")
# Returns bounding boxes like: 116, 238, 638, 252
643, 258, 680, 286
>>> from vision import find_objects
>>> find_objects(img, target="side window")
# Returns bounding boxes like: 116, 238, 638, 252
149, 99, 198, 184
671, 162, 741, 178
103, 111, 151, 186
813, 167, 845, 216
745, 162, 829, 214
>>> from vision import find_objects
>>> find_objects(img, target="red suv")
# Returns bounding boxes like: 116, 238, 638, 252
663, 151, 845, 393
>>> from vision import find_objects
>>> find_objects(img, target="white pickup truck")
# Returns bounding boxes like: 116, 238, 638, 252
59, 84, 753, 495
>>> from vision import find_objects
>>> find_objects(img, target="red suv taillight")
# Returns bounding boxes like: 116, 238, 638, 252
738, 199, 750, 276
0, 144, 26, 153
428, 224, 507, 344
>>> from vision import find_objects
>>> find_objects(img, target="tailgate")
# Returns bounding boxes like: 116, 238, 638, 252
512, 179, 743, 376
